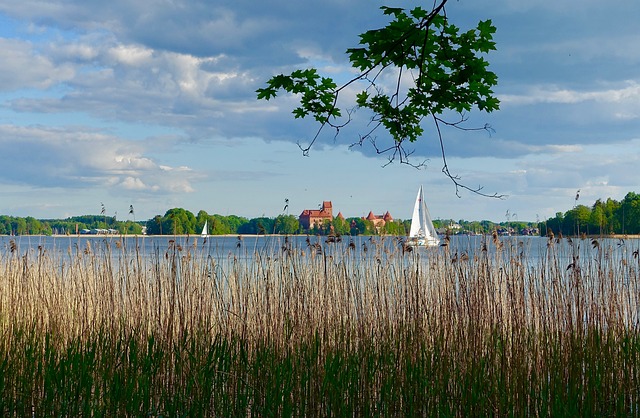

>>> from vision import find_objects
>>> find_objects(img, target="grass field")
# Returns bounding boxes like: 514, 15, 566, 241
1, 235, 639, 416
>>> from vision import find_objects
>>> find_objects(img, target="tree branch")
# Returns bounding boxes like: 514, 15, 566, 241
259, 0, 503, 198
433, 114, 505, 199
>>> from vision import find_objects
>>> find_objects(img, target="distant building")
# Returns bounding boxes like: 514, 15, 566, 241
364, 211, 394, 230
85, 228, 118, 235
449, 222, 462, 231
299, 201, 394, 232
299, 201, 333, 230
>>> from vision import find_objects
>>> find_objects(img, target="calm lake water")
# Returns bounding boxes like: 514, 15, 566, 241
2, 234, 638, 264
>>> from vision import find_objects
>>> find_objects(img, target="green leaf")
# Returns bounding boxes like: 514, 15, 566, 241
256, 87, 276, 101
380, 6, 404, 16
293, 108, 307, 119
356, 91, 369, 107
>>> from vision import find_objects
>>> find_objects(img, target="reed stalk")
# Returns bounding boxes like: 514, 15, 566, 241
0, 235, 639, 415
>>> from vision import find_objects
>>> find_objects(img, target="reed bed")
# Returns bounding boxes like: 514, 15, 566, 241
0, 235, 639, 416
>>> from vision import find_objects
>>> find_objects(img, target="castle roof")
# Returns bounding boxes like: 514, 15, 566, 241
299, 209, 332, 218
299, 201, 333, 219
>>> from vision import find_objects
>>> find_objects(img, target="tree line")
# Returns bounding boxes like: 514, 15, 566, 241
0, 208, 409, 236
540, 192, 640, 236
1, 207, 544, 237
9, 191, 637, 237
145, 208, 410, 236
0, 214, 142, 236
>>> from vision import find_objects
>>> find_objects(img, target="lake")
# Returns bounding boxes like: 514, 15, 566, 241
2, 234, 637, 265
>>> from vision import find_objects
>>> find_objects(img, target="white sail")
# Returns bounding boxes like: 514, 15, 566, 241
408, 185, 440, 247
201, 220, 208, 238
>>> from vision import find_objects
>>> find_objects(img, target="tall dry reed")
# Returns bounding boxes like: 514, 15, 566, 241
0, 235, 639, 415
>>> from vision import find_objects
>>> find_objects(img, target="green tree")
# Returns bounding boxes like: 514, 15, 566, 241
149, 208, 198, 235
433, 219, 450, 230
310, 219, 333, 236
347, 217, 376, 236
0, 216, 9, 234
576, 205, 592, 235
257, 2, 500, 196
24, 217, 42, 234
480, 220, 496, 233
401, 219, 412, 235
239, 217, 275, 235
618, 192, 640, 234
170, 208, 197, 235
273, 215, 300, 235
196, 210, 210, 234
331, 216, 350, 236
40, 222, 53, 236
12, 218, 27, 235
121, 221, 143, 235
210, 215, 230, 235
383, 220, 406, 236
146, 215, 163, 235
603, 198, 621, 234
543, 212, 564, 237
562, 205, 591, 236
589, 200, 606, 235
466, 221, 484, 234
223, 215, 250, 234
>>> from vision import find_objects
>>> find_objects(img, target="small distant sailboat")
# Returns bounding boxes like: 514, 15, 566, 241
408, 185, 440, 247
201, 220, 209, 238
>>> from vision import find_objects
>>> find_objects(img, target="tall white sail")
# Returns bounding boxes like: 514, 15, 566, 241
408, 185, 440, 247
201, 220, 208, 238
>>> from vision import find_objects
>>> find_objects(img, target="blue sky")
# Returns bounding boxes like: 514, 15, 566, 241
1, 0, 639, 223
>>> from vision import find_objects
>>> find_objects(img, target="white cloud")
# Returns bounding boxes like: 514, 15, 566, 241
121, 176, 152, 191
48, 42, 99, 61
0, 124, 199, 194
501, 81, 640, 107
107, 44, 153, 66
543, 145, 584, 153
0, 38, 75, 90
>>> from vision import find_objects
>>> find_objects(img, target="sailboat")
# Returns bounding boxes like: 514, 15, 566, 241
201, 220, 209, 238
408, 185, 440, 247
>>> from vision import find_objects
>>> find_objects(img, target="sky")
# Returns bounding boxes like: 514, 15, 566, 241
1, 0, 639, 224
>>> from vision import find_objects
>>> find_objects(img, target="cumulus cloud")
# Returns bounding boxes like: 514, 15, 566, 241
0, 38, 75, 90
3, 0, 637, 159
4, 35, 272, 144
0, 124, 199, 194
501, 81, 640, 108
120, 176, 151, 191
107, 44, 153, 66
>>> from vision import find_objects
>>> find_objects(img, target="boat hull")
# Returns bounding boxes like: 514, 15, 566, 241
407, 236, 440, 247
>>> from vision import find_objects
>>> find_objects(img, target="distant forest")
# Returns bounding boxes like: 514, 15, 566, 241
540, 192, 640, 236
1, 192, 638, 236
